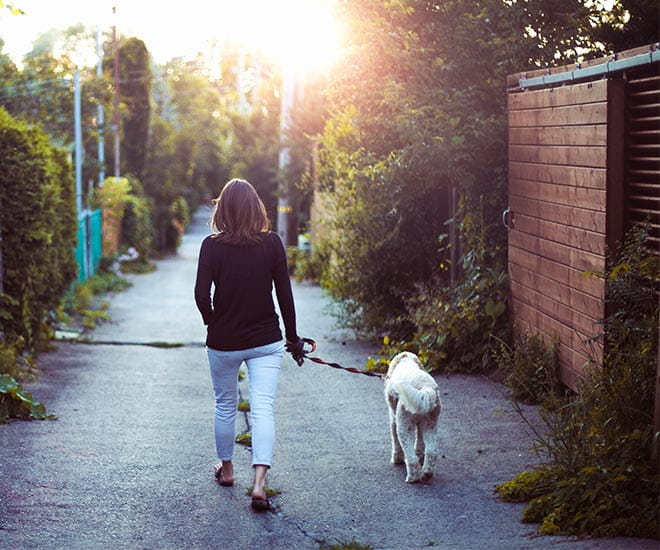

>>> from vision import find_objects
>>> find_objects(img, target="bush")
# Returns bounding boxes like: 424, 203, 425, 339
94, 176, 153, 262
121, 177, 153, 261
167, 196, 191, 249
286, 246, 324, 282
496, 226, 659, 539
365, 203, 509, 374
494, 332, 561, 406
0, 107, 77, 353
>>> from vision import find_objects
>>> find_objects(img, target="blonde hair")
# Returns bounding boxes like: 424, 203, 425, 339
210, 179, 271, 245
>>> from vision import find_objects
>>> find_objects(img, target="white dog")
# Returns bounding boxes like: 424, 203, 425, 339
384, 352, 442, 483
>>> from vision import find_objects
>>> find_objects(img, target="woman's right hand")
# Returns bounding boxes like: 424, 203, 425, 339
286, 337, 315, 366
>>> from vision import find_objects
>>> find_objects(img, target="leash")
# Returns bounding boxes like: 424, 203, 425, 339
296, 338, 384, 380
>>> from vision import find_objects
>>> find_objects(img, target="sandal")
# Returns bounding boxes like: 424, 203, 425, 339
250, 495, 275, 512
213, 463, 234, 487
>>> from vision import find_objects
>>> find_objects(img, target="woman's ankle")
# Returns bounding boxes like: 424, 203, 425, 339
252, 464, 269, 497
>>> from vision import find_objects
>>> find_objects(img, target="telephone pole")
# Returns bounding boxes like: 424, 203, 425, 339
277, 65, 295, 246
112, 5, 120, 177
96, 25, 105, 185
74, 70, 83, 215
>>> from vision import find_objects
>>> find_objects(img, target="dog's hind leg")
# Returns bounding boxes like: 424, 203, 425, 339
421, 418, 440, 482
387, 394, 404, 464
415, 423, 425, 464
396, 406, 422, 483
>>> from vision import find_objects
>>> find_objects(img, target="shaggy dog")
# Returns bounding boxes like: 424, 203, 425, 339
384, 352, 442, 483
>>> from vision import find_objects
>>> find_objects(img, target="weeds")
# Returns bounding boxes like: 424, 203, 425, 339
235, 431, 252, 446
493, 332, 563, 407
245, 487, 281, 497
58, 270, 131, 332
496, 226, 659, 539
0, 374, 55, 422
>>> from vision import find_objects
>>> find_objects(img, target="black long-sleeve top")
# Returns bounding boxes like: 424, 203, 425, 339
194, 232, 298, 351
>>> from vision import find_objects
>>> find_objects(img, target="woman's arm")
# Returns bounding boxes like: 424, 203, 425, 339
194, 238, 214, 325
272, 235, 299, 343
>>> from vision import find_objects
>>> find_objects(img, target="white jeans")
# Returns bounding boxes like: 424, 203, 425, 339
206, 340, 285, 467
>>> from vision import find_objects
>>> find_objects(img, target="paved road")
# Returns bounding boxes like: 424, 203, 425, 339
0, 210, 656, 549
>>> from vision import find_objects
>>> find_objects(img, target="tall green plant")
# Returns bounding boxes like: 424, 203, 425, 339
0, 107, 77, 352
496, 227, 659, 538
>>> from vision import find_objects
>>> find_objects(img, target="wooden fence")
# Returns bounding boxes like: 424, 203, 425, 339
506, 45, 659, 390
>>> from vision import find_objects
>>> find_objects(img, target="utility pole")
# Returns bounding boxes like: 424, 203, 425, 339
74, 70, 83, 216
112, 5, 120, 177
96, 25, 105, 185
277, 65, 295, 246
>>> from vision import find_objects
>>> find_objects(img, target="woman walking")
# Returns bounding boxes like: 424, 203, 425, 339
194, 178, 304, 512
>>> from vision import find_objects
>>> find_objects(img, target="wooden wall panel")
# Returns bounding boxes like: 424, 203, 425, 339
508, 80, 608, 110
509, 162, 606, 189
508, 103, 607, 127
509, 195, 606, 232
509, 125, 607, 147
508, 246, 604, 299
510, 179, 606, 213
507, 78, 611, 390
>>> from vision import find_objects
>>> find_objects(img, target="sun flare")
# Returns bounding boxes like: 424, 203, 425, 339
0, 1, 345, 77
197, 0, 345, 77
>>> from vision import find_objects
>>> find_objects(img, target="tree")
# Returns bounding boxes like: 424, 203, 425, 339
591, 0, 659, 52
116, 37, 151, 180
314, 0, 633, 345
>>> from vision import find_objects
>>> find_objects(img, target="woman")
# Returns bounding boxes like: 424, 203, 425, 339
194, 178, 304, 512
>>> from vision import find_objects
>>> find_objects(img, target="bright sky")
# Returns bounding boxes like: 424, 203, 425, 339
0, 0, 344, 73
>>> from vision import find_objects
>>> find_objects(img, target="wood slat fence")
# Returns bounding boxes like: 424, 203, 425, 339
507, 45, 659, 390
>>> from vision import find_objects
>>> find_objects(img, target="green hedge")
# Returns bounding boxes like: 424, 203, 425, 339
0, 107, 77, 353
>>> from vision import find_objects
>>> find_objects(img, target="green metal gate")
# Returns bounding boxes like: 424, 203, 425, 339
75, 209, 103, 282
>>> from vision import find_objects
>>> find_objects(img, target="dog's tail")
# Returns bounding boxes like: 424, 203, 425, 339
394, 381, 440, 415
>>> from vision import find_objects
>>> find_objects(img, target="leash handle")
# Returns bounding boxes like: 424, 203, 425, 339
291, 337, 317, 366
301, 337, 317, 354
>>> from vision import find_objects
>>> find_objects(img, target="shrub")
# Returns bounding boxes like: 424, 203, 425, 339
0, 107, 77, 353
494, 332, 561, 406
167, 196, 191, 249
94, 176, 154, 262
496, 226, 659, 539
365, 203, 509, 374
121, 177, 153, 261
286, 246, 324, 282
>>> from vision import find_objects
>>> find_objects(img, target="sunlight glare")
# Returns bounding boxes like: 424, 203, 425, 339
216, 0, 345, 77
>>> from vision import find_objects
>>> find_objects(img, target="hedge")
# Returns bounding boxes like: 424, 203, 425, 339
0, 107, 77, 353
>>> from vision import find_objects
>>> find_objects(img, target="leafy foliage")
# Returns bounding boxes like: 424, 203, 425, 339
0, 373, 55, 422
494, 332, 562, 406
58, 269, 130, 332
496, 227, 659, 539
117, 37, 151, 180
0, 107, 77, 353
286, 245, 324, 282
92, 176, 153, 264
314, 0, 640, 371
145, 61, 229, 252
314, 0, 530, 340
